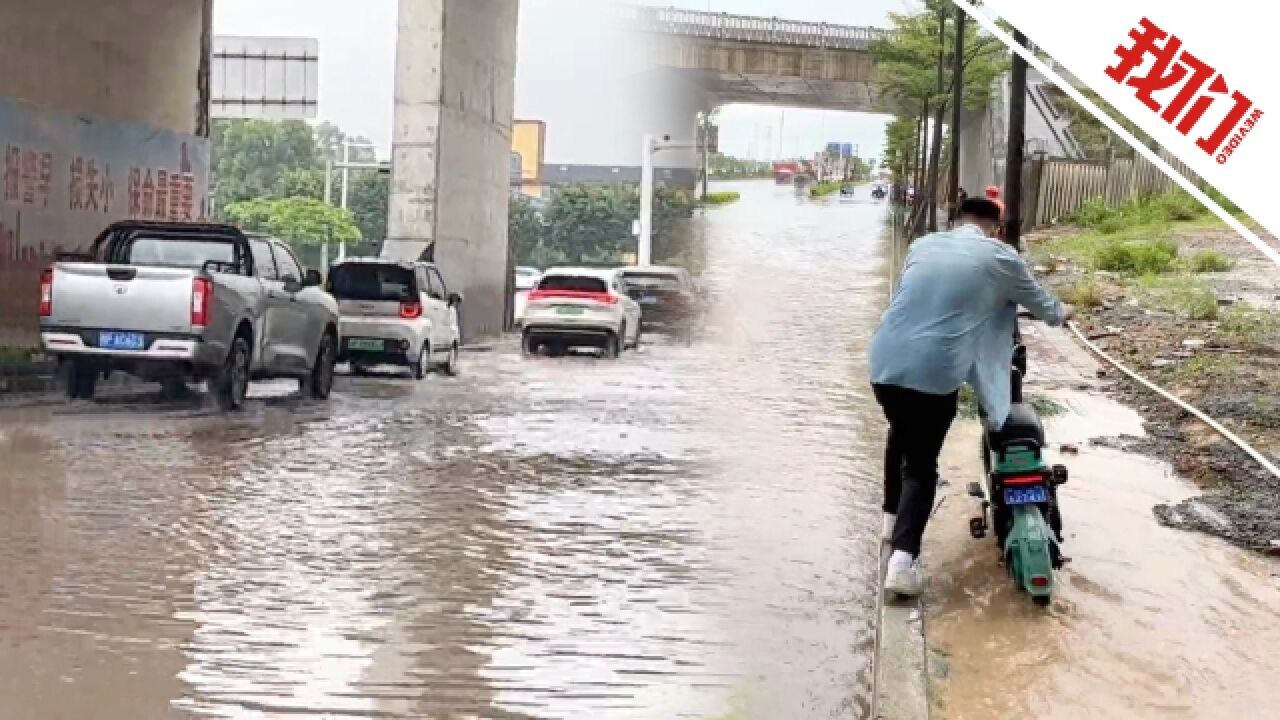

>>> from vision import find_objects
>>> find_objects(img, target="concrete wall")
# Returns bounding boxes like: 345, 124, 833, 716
384, 0, 519, 340
0, 0, 208, 136
0, 0, 210, 344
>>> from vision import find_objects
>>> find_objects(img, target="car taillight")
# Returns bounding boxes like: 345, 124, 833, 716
191, 277, 213, 327
39, 268, 53, 317
399, 301, 423, 319
528, 290, 618, 305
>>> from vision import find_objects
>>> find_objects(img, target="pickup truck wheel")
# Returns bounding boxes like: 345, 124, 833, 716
308, 332, 337, 399
67, 361, 98, 400
215, 337, 250, 411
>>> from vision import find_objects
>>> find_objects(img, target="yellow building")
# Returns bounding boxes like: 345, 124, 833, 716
510, 119, 545, 198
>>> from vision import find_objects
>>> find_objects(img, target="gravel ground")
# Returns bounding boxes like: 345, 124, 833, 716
1029, 221, 1280, 554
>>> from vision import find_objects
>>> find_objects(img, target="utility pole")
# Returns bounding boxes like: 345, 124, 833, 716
1004, 30, 1029, 250
639, 133, 656, 266
947, 4, 966, 226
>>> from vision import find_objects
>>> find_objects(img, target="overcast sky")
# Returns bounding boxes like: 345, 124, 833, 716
213, 0, 917, 162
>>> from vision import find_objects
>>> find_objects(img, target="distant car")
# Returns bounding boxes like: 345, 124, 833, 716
513, 266, 541, 325
618, 266, 701, 336
327, 258, 462, 378
521, 268, 641, 358
841, 183, 856, 196
40, 221, 339, 409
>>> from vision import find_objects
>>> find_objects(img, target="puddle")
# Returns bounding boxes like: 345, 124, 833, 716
925, 333, 1280, 719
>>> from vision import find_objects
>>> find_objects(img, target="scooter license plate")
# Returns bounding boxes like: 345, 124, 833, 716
1004, 485, 1048, 505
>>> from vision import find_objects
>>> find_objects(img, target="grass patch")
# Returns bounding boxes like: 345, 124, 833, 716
1165, 354, 1240, 384
1037, 224, 1179, 276
701, 191, 741, 206
1219, 304, 1280, 346
1189, 249, 1233, 272
958, 385, 1064, 419
1065, 190, 1211, 233
1136, 273, 1220, 320
810, 182, 841, 198
1093, 235, 1179, 275
1059, 277, 1106, 307
0, 346, 38, 364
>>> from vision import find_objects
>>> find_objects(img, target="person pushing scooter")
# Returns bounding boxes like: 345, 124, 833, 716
868, 197, 1072, 596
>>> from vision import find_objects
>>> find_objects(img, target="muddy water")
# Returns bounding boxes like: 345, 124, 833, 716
926, 324, 1280, 719
0, 180, 890, 719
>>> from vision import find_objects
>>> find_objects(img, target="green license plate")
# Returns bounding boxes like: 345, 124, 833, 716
555, 306, 585, 315
348, 338, 386, 351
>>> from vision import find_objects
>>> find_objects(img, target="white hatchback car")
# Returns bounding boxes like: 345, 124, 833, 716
521, 267, 641, 358
327, 258, 462, 378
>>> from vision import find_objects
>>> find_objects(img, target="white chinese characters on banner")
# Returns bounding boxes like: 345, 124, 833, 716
975, 1, 1280, 243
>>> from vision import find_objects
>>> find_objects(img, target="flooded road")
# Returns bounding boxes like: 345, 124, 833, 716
0, 180, 891, 719
925, 321, 1280, 719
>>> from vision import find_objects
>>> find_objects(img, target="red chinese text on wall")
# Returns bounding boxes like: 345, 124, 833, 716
3, 145, 54, 208
1107, 17, 1264, 164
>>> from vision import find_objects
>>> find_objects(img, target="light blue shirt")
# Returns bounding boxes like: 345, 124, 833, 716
869, 224, 1065, 430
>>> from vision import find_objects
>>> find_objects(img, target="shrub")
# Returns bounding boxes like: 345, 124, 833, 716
701, 191, 741, 205
1137, 273, 1220, 320
1092, 236, 1179, 275
1065, 191, 1210, 233
1220, 305, 1280, 346
810, 182, 841, 197
1060, 278, 1105, 307
1190, 250, 1233, 273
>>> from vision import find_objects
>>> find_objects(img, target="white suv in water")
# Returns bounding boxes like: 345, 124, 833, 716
327, 259, 462, 378
521, 267, 641, 358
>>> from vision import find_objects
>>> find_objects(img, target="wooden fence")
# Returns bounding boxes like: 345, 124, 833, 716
1024, 149, 1198, 229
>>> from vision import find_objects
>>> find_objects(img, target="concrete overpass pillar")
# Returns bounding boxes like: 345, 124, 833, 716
384, 0, 519, 339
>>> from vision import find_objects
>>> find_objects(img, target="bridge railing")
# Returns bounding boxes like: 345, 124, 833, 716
625, 5, 891, 50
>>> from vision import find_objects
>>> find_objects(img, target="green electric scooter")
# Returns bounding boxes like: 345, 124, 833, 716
968, 328, 1069, 606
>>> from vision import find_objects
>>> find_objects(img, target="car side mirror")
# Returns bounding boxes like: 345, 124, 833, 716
281, 274, 302, 293
303, 269, 323, 288
447, 292, 462, 307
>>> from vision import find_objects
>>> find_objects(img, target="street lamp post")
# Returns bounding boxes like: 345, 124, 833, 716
639, 133, 656, 266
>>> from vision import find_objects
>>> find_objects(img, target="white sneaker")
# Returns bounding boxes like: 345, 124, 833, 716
885, 552, 925, 597
881, 513, 896, 543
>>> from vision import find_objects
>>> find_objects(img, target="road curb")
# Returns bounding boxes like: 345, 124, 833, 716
873, 545, 931, 720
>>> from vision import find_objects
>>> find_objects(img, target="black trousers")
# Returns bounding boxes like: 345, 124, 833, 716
872, 383, 959, 557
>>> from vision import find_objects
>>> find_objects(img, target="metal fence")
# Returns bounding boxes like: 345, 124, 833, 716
626, 5, 890, 50
1026, 150, 1199, 228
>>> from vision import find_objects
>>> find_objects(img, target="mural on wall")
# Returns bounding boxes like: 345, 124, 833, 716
0, 97, 210, 343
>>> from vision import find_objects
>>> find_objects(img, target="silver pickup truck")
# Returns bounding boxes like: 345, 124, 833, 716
39, 221, 340, 409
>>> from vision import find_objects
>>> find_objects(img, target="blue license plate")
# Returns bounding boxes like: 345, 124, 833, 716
99, 331, 145, 351
640, 296, 659, 305
1004, 485, 1048, 505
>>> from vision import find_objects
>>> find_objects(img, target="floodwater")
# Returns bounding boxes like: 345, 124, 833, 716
925, 321, 1280, 719
0, 180, 892, 719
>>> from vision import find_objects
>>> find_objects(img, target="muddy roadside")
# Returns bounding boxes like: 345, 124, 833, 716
923, 320, 1280, 719
1027, 212, 1280, 554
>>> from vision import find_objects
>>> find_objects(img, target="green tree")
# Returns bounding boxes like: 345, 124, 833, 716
512, 183, 697, 268
871, 1, 1009, 231
210, 119, 320, 211
223, 196, 362, 248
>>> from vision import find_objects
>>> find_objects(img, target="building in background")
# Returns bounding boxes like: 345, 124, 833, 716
513, 0, 701, 192
510, 119, 546, 198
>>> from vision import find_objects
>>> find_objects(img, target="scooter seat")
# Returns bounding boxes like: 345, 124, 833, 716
988, 402, 1045, 449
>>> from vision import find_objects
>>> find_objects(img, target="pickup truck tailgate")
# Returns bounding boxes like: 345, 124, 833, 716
47, 263, 196, 334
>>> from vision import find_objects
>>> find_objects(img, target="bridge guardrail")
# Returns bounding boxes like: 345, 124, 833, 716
625, 5, 891, 50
